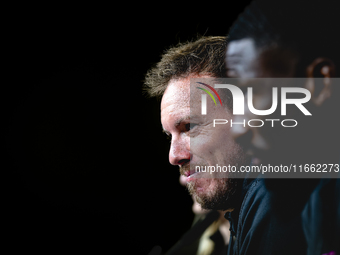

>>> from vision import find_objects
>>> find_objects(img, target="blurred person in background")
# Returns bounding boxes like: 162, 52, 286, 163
226, 0, 340, 254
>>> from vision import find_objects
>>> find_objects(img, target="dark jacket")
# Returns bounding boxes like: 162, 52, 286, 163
302, 177, 340, 255
226, 177, 307, 255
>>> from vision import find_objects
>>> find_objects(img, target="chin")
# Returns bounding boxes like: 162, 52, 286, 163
189, 178, 241, 211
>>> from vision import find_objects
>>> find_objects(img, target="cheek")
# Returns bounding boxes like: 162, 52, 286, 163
193, 126, 235, 162
211, 125, 234, 146
190, 108, 235, 164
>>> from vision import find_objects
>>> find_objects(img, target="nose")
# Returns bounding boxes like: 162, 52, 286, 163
169, 135, 191, 166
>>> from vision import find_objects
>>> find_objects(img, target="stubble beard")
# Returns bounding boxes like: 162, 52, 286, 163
186, 177, 241, 211
181, 144, 247, 211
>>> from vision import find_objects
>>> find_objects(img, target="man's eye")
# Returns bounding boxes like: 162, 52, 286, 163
185, 123, 197, 131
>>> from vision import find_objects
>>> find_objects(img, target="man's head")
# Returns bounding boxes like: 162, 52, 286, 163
225, 0, 340, 164
145, 36, 248, 210
226, 0, 339, 79
145, 36, 228, 98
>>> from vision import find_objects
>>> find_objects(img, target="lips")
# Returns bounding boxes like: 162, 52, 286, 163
184, 169, 200, 183
185, 169, 197, 177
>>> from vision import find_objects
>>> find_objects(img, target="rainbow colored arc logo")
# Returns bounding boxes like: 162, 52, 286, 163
196, 82, 223, 106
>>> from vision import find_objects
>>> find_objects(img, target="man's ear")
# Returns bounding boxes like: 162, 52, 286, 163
305, 58, 335, 107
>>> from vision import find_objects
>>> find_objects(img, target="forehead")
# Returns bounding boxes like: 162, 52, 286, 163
161, 77, 190, 112
160, 78, 191, 132
227, 38, 257, 59
161, 75, 212, 115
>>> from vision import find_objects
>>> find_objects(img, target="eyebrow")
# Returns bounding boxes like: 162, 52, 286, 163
175, 115, 190, 127
162, 115, 190, 136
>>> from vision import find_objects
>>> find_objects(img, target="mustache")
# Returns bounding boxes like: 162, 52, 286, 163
179, 162, 208, 176
179, 163, 190, 176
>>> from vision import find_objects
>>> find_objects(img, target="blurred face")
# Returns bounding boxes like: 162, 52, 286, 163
226, 38, 298, 79
161, 75, 247, 210
226, 38, 300, 163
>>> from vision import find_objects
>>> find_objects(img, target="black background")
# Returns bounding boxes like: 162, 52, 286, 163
5, 2, 252, 254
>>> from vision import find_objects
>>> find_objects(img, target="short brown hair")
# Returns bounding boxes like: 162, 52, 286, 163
144, 36, 227, 98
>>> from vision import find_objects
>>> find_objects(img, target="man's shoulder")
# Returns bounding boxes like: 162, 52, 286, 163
235, 178, 306, 255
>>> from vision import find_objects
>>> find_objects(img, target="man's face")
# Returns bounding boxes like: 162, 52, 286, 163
225, 38, 300, 162
161, 75, 247, 210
